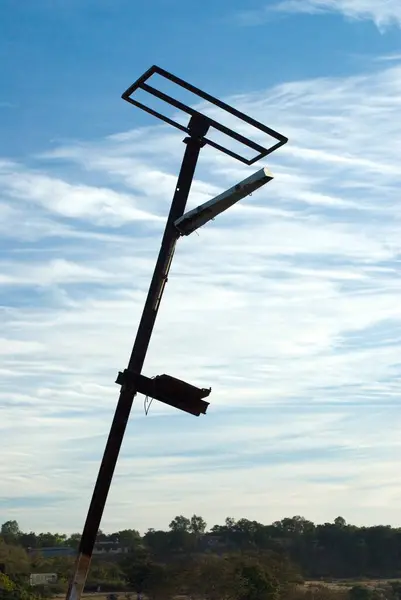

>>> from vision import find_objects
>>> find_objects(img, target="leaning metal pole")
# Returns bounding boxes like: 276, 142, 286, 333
65, 114, 210, 600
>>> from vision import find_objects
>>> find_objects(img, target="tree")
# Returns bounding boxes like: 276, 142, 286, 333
167, 517, 197, 553
334, 517, 347, 528
19, 532, 38, 550
189, 515, 207, 535
145, 563, 176, 600
349, 586, 378, 600
143, 529, 170, 558
117, 529, 142, 550
66, 533, 81, 550
0, 573, 38, 600
36, 532, 66, 547
185, 554, 237, 600
96, 529, 108, 542
122, 558, 176, 600
169, 515, 191, 532
1, 522, 21, 544
234, 519, 263, 549
273, 516, 315, 536
234, 558, 280, 600
168, 528, 196, 554
185, 553, 283, 600
87, 560, 124, 587
0, 539, 30, 575
45, 557, 75, 580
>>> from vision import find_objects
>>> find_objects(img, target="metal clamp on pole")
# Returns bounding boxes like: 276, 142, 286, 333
115, 369, 138, 387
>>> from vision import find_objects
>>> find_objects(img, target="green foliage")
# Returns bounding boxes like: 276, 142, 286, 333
115, 530, 142, 550
3, 514, 401, 599
0, 573, 15, 592
334, 517, 347, 529
190, 514, 207, 534
168, 515, 191, 532
65, 533, 81, 550
89, 561, 124, 583
348, 586, 383, 600
0, 523, 21, 546
0, 573, 38, 600
234, 561, 280, 600
0, 539, 30, 575
121, 558, 176, 599
182, 554, 239, 600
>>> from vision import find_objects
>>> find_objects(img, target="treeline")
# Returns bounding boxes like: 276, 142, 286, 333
3, 515, 401, 579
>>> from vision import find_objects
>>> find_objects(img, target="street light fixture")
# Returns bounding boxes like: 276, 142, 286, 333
66, 65, 288, 600
174, 166, 274, 236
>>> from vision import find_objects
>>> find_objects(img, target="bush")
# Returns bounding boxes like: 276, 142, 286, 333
32, 584, 53, 598
48, 582, 67, 595
84, 580, 130, 593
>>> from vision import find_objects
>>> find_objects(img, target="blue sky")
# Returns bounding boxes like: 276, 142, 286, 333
1, 0, 401, 534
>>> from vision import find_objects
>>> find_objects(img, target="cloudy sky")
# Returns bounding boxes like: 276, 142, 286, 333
1, 0, 401, 534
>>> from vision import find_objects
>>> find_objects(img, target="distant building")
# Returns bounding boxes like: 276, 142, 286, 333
29, 573, 57, 586
93, 541, 129, 555
28, 546, 75, 559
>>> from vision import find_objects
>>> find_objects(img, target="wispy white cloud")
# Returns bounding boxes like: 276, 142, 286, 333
375, 53, 401, 62
235, 0, 401, 30
0, 161, 164, 227
2, 61, 401, 533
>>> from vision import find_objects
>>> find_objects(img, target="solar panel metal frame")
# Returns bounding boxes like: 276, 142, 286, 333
121, 65, 288, 165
